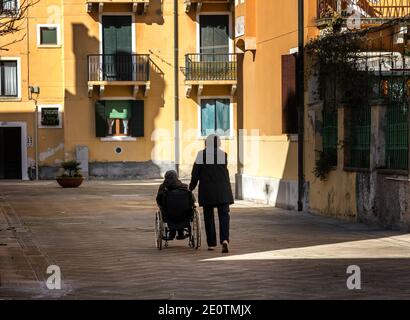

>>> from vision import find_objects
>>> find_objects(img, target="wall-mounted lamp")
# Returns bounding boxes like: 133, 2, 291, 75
29, 86, 40, 94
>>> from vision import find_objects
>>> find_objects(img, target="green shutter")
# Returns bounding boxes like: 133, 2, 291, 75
131, 100, 144, 137
95, 101, 107, 137
200, 15, 229, 58
102, 16, 132, 55
102, 16, 132, 80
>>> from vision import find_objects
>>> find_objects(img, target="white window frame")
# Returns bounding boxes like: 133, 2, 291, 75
38, 104, 63, 129
196, 11, 234, 58
37, 24, 61, 47
197, 96, 234, 140
0, 56, 21, 100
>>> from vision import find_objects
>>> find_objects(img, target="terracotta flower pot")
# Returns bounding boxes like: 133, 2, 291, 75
56, 177, 84, 188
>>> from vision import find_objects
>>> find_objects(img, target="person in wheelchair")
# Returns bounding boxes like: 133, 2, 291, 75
156, 170, 196, 241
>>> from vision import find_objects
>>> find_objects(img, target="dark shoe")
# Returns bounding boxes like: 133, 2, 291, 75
222, 241, 229, 253
176, 234, 187, 240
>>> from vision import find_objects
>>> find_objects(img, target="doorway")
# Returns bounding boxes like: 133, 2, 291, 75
0, 126, 22, 179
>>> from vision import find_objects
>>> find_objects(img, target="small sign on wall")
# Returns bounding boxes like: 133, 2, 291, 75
235, 16, 245, 38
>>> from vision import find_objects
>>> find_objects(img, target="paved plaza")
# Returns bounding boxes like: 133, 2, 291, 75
1, 180, 410, 299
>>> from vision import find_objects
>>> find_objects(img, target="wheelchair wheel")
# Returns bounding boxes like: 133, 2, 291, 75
155, 210, 164, 250
189, 209, 201, 250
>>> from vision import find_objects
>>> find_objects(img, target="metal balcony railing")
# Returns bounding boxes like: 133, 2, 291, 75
317, 0, 410, 20
88, 54, 150, 82
0, 0, 18, 14
185, 54, 237, 81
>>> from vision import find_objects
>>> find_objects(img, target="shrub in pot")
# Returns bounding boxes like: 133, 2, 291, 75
56, 160, 84, 188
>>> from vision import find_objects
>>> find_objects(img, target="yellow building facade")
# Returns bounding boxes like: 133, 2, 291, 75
304, 0, 410, 227
233, 0, 317, 209
0, 0, 238, 180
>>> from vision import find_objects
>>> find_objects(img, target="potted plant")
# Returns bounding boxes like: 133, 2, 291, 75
56, 160, 84, 188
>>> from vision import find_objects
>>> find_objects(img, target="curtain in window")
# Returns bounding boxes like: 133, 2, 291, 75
201, 99, 230, 137
201, 99, 216, 136
1, 62, 17, 96
216, 99, 230, 135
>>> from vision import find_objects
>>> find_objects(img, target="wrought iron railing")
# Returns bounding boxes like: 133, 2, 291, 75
88, 54, 150, 82
0, 0, 18, 14
317, 0, 410, 20
185, 54, 237, 81
346, 105, 371, 169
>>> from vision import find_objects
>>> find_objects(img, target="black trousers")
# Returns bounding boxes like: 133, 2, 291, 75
203, 204, 230, 247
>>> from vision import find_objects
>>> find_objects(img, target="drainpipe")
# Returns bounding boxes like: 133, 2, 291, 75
34, 100, 39, 180
297, 0, 305, 211
174, 0, 180, 175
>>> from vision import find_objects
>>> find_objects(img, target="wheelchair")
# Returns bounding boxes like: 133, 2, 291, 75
155, 188, 201, 250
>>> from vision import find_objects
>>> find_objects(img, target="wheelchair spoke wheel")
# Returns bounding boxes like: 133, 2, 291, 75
155, 211, 164, 250
190, 209, 201, 250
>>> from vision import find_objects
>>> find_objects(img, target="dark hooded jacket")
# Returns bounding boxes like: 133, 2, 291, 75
156, 171, 195, 209
189, 141, 234, 207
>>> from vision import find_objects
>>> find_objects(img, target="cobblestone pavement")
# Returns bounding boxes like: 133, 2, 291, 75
1, 180, 410, 300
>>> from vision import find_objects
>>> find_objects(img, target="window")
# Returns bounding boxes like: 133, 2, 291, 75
322, 72, 338, 166
95, 100, 144, 138
200, 99, 231, 137
38, 105, 63, 128
281, 54, 298, 134
0, 0, 17, 14
0, 60, 18, 97
200, 15, 230, 57
37, 24, 60, 46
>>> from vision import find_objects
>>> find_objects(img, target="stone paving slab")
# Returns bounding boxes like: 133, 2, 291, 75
0, 180, 410, 299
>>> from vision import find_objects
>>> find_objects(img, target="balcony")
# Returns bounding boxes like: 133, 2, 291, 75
85, 0, 151, 14
184, 53, 237, 97
317, 0, 410, 27
184, 0, 233, 13
88, 54, 150, 97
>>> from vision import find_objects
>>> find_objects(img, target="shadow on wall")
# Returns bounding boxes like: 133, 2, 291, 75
239, 139, 299, 210
64, 23, 169, 180
136, 0, 165, 25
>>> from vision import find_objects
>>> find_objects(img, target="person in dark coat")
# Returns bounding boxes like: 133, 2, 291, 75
157, 170, 195, 240
189, 134, 234, 253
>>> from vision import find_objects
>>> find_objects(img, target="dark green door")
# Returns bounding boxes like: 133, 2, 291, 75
102, 15, 132, 80
200, 15, 229, 59
0, 127, 22, 179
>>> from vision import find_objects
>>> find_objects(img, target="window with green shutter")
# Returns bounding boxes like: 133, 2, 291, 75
95, 100, 144, 138
200, 99, 230, 137
102, 15, 132, 81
